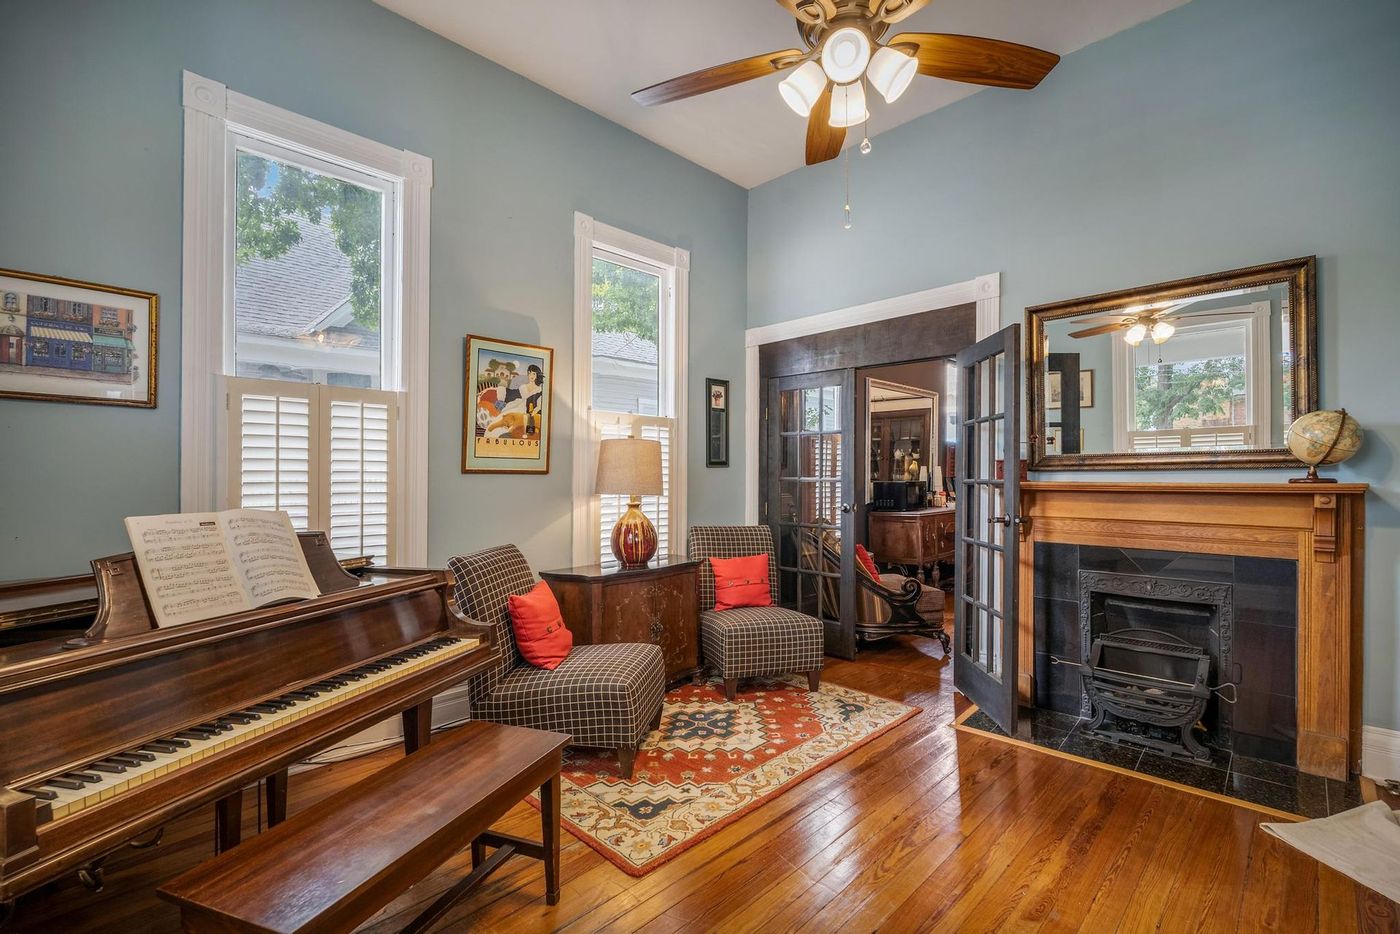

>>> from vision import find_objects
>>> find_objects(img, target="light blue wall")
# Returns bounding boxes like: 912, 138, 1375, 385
749, 0, 1400, 728
0, 0, 749, 577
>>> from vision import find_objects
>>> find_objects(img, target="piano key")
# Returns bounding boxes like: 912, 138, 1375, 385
43, 777, 84, 790
62, 772, 102, 784
20, 786, 58, 801
16, 635, 481, 823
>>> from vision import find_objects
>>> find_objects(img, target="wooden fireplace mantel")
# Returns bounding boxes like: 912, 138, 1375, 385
1016, 481, 1368, 780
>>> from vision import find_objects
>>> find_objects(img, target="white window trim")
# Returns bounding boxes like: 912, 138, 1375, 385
180, 71, 432, 563
571, 212, 689, 566
1110, 301, 1271, 451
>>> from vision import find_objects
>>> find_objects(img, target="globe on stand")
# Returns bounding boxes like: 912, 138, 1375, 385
1284, 408, 1363, 483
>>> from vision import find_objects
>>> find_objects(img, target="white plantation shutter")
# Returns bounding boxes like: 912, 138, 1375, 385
595, 415, 673, 570
228, 379, 315, 531
226, 378, 398, 563
325, 389, 394, 564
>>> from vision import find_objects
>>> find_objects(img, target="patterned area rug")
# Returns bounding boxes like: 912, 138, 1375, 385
534, 675, 919, 876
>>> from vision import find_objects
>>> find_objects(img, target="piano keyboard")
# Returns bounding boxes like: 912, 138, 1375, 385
14, 636, 480, 822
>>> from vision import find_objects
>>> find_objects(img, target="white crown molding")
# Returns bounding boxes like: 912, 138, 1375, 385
742, 274, 1002, 523
1363, 724, 1400, 782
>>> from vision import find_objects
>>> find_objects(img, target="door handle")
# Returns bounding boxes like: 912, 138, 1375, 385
840, 503, 855, 514
989, 515, 1011, 526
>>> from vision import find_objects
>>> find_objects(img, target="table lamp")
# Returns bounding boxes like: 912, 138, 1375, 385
596, 438, 663, 568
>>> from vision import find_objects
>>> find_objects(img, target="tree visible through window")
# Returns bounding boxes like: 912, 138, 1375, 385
1134, 354, 1246, 431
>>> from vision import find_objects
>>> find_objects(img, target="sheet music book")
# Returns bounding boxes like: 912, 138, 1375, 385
124, 509, 321, 628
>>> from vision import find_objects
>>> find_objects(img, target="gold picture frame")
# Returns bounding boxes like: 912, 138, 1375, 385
0, 267, 158, 407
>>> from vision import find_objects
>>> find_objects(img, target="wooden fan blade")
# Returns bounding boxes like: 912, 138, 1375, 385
1068, 315, 1136, 325
632, 49, 804, 106
887, 33, 1060, 89
1161, 310, 1260, 321
806, 86, 846, 165
1069, 323, 1126, 339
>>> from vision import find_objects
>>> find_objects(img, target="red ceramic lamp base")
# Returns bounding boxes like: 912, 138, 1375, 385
610, 498, 658, 569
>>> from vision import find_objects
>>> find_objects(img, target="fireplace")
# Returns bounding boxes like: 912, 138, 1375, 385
1034, 544, 1297, 764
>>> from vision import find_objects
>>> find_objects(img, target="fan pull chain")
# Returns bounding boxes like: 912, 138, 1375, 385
860, 112, 872, 155
843, 146, 852, 229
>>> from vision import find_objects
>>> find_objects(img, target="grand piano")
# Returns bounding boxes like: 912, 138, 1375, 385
0, 532, 498, 919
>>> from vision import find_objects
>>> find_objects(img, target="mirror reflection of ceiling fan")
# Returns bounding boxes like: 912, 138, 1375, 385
1068, 289, 1262, 346
631, 0, 1061, 166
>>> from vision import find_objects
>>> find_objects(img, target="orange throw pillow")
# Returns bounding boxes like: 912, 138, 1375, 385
507, 580, 573, 670
710, 554, 773, 611
855, 544, 880, 579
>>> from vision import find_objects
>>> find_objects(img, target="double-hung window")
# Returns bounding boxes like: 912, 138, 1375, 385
181, 72, 431, 565
1111, 301, 1273, 452
572, 214, 688, 568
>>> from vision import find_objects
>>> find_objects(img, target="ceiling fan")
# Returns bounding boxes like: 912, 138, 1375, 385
1068, 299, 1261, 346
631, 0, 1062, 166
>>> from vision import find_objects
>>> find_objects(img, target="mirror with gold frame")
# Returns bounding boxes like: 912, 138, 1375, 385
1027, 257, 1316, 469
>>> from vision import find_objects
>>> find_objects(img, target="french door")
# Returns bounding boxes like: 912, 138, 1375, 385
953, 325, 1022, 734
766, 370, 857, 659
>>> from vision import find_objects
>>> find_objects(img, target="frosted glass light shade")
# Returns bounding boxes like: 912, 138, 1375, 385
867, 46, 917, 103
1150, 320, 1177, 344
820, 26, 871, 84
828, 81, 869, 128
779, 61, 827, 117
1124, 323, 1148, 346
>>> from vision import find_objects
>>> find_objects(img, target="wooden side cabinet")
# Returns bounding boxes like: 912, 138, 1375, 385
540, 556, 700, 682
867, 507, 956, 583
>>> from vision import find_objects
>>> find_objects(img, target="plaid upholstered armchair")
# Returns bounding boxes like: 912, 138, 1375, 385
447, 545, 665, 779
687, 526, 825, 702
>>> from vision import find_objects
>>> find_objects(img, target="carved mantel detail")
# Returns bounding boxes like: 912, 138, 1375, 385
1017, 481, 1368, 780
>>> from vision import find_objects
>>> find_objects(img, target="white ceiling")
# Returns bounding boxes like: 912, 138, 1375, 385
374, 0, 1191, 188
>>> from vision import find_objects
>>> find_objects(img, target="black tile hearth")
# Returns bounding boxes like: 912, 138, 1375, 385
958, 708, 1367, 817
1228, 772, 1328, 819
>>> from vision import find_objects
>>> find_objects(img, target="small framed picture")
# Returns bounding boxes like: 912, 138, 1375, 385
1080, 369, 1095, 408
0, 267, 158, 407
462, 335, 554, 474
706, 377, 729, 467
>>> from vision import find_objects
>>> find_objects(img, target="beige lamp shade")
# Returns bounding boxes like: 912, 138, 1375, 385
595, 438, 663, 496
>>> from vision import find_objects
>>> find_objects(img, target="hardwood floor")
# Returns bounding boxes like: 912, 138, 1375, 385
9, 635, 1397, 933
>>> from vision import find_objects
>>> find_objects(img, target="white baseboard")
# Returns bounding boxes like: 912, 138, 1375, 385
1362, 724, 1400, 782
291, 684, 473, 772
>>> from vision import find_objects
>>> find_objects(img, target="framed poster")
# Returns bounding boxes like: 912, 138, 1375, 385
706, 377, 729, 467
0, 267, 158, 407
462, 335, 554, 474
1079, 369, 1095, 408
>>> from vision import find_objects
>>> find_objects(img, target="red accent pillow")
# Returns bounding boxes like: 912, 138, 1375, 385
507, 581, 573, 670
710, 554, 773, 611
855, 544, 879, 579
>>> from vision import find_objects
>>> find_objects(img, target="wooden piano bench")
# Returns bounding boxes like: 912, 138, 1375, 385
158, 721, 568, 933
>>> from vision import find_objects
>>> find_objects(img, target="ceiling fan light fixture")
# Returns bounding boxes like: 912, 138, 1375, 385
827, 80, 869, 128
778, 60, 827, 117
867, 45, 917, 103
1124, 323, 1148, 346
820, 26, 872, 84
1150, 320, 1176, 344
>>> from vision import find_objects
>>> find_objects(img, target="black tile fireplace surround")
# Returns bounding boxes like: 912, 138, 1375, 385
1033, 543, 1298, 765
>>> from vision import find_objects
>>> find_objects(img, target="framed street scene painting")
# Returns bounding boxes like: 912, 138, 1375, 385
0, 268, 158, 407
462, 334, 554, 474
